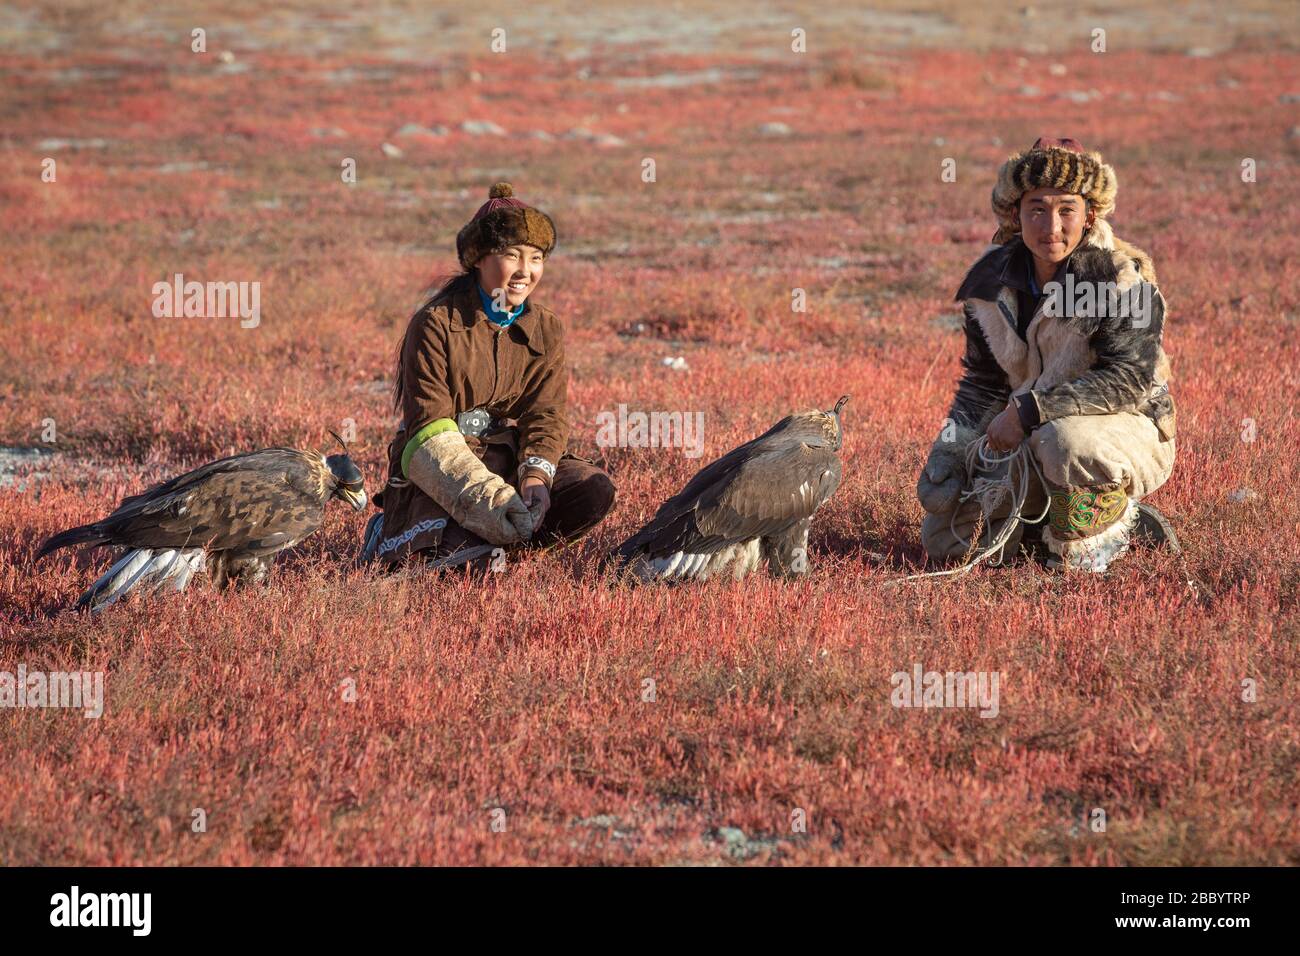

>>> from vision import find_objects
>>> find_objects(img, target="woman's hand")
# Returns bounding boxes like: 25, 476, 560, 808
520, 475, 551, 527
986, 405, 1025, 453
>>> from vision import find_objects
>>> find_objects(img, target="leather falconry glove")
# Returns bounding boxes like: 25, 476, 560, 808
406, 430, 535, 546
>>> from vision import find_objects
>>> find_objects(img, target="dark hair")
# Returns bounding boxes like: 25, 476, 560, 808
392, 268, 478, 412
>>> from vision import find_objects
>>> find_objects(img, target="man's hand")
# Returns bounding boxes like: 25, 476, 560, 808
986, 405, 1025, 453
520, 475, 551, 528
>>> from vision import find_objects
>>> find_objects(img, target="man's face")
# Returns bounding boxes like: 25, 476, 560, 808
1015, 187, 1093, 265
477, 244, 545, 308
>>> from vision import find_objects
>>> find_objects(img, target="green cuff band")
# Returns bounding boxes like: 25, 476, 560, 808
401, 418, 459, 478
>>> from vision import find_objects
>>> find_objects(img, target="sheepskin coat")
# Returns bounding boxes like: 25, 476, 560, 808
944, 220, 1176, 443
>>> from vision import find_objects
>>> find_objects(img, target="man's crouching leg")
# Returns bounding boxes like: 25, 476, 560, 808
1029, 413, 1175, 573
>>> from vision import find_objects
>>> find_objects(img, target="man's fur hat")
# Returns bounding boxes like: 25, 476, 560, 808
991, 137, 1117, 245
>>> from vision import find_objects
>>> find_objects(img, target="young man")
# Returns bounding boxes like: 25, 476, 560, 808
917, 138, 1178, 572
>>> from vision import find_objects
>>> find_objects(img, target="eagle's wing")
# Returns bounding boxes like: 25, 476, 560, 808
108, 448, 310, 516
616, 437, 842, 561
91, 448, 329, 554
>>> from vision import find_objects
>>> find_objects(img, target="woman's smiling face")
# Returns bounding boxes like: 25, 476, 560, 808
477, 244, 546, 308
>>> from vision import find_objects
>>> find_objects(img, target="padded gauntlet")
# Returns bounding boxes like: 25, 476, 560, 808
406, 430, 535, 546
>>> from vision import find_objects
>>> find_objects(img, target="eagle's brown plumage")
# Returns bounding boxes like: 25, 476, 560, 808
612, 397, 848, 582
37, 447, 367, 610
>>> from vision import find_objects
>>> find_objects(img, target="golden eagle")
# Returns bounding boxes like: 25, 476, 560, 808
37, 447, 367, 611
612, 397, 847, 582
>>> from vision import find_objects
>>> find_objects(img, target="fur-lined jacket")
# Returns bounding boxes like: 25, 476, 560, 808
944, 221, 1176, 440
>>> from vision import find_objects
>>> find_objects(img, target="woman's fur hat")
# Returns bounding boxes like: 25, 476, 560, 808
991, 137, 1117, 245
456, 182, 557, 270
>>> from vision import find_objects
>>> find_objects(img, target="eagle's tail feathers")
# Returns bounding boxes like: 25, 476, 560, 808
139, 549, 181, 596
78, 549, 154, 611
166, 549, 206, 592
660, 551, 688, 578
145, 549, 206, 595
78, 547, 206, 612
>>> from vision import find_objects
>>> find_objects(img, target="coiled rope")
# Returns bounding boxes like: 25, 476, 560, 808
898, 435, 1051, 582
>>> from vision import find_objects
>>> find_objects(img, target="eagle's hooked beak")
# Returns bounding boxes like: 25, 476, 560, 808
341, 487, 368, 512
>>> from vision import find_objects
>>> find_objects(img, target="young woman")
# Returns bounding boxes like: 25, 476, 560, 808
917, 138, 1178, 572
362, 183, 616, 570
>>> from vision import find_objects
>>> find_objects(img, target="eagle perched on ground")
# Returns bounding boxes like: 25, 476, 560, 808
36, 446, 367, 612
612, 397, 848, 582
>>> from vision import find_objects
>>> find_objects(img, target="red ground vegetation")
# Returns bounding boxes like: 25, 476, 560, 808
1, 17, 1297, 863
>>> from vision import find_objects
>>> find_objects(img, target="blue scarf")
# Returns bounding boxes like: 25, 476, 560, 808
477, 284, 526, 328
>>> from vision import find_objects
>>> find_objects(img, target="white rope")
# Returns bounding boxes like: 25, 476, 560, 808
898, 435, 1051, 583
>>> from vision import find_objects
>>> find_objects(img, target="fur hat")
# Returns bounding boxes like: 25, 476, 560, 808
991, 137, 1117, 244
456, 182, 557, 270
